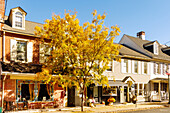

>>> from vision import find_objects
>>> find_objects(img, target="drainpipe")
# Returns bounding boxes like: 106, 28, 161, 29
2, 74, 6, 111
2, 30, 5, 62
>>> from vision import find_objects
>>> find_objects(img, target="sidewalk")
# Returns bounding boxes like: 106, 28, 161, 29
4, 101, 170, 113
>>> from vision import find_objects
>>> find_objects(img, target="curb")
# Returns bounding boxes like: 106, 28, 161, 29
95, 105, 166, 113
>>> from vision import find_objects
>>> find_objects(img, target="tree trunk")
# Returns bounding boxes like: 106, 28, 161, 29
81, 92, 84, 111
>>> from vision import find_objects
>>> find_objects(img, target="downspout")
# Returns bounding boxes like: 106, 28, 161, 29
2, 30, 5, 62
2, 74, 6, 111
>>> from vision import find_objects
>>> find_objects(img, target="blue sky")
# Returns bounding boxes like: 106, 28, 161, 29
5, 0, 170, 45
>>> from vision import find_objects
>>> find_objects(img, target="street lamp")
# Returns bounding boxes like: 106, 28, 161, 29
166, 69, 170, 104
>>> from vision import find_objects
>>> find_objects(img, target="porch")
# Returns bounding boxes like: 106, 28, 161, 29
150, 78, 169, 102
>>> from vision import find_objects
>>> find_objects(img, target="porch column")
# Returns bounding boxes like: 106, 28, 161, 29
158, 81, 161, 96
142, 83, 144, 96
127, 86, 129, 102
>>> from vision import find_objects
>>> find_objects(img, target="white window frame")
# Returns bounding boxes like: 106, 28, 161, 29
10, 38, 33, 63
15, 12, 23, 28
107, 60, 113, 72
39, 43, 52, 63
154, 42, 159, 55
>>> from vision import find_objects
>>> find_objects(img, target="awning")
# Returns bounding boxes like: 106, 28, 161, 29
2, 72, 36, 80
97, 80, 128, 86
150, 77, 168, 83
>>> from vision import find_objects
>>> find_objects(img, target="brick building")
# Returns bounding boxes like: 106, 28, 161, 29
0, 1, 66, 110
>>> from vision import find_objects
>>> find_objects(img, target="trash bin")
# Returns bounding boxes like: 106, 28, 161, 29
0, 107, 2, 113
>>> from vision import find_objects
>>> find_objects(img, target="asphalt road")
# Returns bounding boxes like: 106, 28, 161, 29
125, 107, 170, 113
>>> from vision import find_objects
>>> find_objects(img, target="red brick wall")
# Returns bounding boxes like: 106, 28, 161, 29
4, 76, 16, 102
0, 76, 16, 107
53, 83, 64, 100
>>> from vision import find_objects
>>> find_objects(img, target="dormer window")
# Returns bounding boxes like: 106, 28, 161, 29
8, 7, 27, 30
154, 42, 158, 55
162, 46, 170, 56
143, 41, 159, 55
15, 12, 22, 28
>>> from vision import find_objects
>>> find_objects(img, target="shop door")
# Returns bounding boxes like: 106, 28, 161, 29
124, 86, 127, 102
68, 87, 75, 107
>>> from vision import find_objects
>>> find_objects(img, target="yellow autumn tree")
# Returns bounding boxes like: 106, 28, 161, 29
35, 10, 121, 111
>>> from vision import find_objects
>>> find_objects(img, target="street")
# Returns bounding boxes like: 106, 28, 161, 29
125, 107, 170, 113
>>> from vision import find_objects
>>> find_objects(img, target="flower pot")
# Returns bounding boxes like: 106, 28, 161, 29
109, 102, 113, 106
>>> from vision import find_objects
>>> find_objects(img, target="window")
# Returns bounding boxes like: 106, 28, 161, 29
154, 42, 158, 55
102, 86, 117, 96
16, 41, 27, 61
134, 61, 138, 73
15, 12, 22, 28
144, 84, 147, 96
161, 83, 167, 92
163, 64, 167, 75
38, 84, 50, 101
107, 60, 112, 71
10, 39, 33, 63
154, 83, 158, 92
122, 59, 128, 73
144, 62, 147, 74
135, 84, 138, 95
39, 44, 52, 63
154, 63, 160, 74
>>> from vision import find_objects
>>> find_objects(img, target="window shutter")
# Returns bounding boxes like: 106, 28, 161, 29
138, 61, 141, 74
147, 63, 150, 75
121, 59, 125, 73
10, 39, 17, 61
27, 41, 33, 62
131, 60, 134, 73
128, 60, 131, 73
112, 60, 114, 72
141, 62, 144, 74
160, 64, 163, 75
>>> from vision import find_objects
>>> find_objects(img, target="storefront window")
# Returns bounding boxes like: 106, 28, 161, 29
139, 84, 143, 95
154, 83, 158, 92
102, 86, 117, 96
17, 80, 53, 101
161, 83, 167, 92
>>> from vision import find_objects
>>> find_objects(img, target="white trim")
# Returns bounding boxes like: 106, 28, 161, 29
3, 31, 5, 62
14, 38, 29, 41
2, 71, 36, 76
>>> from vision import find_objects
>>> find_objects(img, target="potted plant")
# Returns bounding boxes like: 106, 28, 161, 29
102, 101, 105, 105
107, 97, 116, 106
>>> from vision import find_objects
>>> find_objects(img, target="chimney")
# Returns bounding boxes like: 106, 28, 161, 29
0, 0, 5, 30
137, 31, 145, 40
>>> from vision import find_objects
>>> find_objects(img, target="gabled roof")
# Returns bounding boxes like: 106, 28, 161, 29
119, 44, 151, 60
143, 40, 158, 47
120, 34, 170, 62
9, 7, 27, 16
122, 76, 135, 83
3, 18, 43, 36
